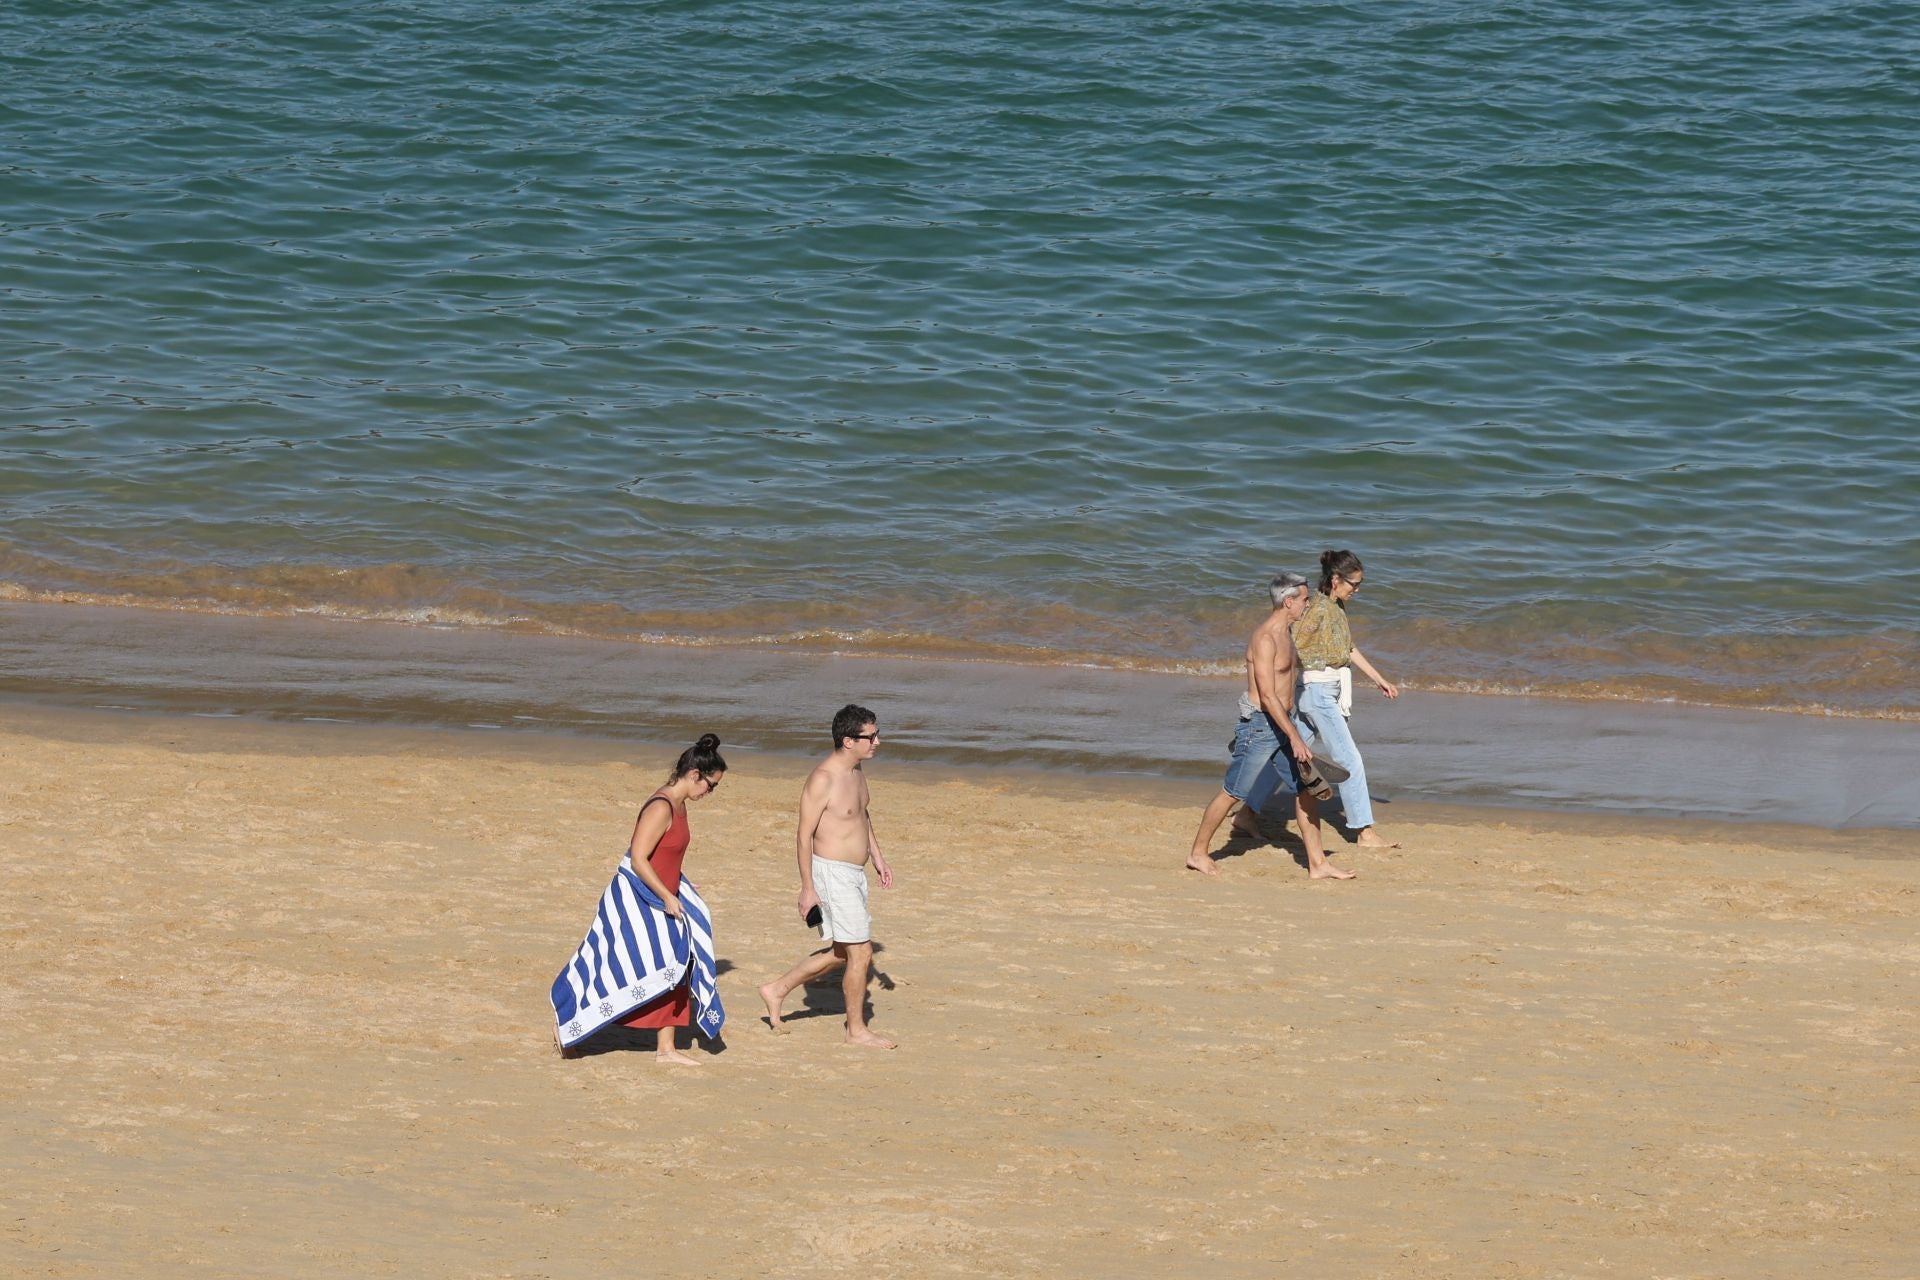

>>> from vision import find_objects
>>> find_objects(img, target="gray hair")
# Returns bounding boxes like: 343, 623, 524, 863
1268, 571, 1309, 607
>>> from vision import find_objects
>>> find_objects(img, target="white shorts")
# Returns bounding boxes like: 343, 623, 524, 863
811, 856, 871, 944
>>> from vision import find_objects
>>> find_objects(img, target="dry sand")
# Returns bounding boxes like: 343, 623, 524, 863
2, 708, 1916, 1278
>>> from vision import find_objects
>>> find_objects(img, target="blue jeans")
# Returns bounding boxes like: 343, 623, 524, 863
1223, 706, 1302, 811
1296, 679, 1374, 829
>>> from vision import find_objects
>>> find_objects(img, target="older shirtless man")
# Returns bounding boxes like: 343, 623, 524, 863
1185, 571, 1353, 880
758, 703, 897, 1048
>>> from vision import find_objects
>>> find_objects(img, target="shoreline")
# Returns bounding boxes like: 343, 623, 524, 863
4, 598, 1918, 830
6, 699, 1916, 859
3, 696, 1915, 1277
2, 581, 1915, 722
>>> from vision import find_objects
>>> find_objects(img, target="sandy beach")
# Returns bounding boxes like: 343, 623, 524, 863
3, 705, 1915, 1279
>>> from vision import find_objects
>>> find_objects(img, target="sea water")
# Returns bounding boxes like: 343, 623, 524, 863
4, 0, 1918, 725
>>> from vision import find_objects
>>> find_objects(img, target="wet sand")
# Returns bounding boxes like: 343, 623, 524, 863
3, 707, 1916, 1278
5, 600, 1919, 828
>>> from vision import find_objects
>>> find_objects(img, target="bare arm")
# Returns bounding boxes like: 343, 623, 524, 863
794, 770, 829, 920
863, 776, 892, 889
1250, 629, 1311, 762
1349, 646, 1399, 698
627, 798, 682, 917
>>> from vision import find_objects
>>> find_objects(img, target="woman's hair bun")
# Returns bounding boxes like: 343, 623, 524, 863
670, 732, 728, 782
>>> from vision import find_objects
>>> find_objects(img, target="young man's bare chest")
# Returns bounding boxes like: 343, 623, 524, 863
824, 773, 868, 821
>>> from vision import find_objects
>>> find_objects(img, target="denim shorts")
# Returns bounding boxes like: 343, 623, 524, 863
1223, 707, 1300, 807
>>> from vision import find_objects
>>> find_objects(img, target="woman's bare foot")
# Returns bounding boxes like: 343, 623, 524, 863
1184, 851, 1220, 876
1309, 862, 1357, 880
657, 1047, 704, 1066
845, 1029, 897, 1049
1352, 827, 1400, 849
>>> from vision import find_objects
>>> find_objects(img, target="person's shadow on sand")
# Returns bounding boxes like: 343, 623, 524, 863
1205, 795, 1392, 870
1206, 823, 1311, 871
757, 942, 892, 1032
566, 1027, 729, 1058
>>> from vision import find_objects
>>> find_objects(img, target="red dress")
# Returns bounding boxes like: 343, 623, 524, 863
620, 798, 692, 1029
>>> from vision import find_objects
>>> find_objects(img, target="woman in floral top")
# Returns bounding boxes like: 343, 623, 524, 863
1292, 549, 1400, 848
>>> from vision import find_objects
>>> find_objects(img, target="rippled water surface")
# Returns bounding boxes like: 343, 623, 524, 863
4, 0, 1918, 714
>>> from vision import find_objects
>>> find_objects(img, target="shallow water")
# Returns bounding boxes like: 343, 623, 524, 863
4, 603, 1915, 829
4, 0, 1918, 714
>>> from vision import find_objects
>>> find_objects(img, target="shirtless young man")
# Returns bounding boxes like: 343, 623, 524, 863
758, 703, 897, 1048
1185, 572, 1354, 881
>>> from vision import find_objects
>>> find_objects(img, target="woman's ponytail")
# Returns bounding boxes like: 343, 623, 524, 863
1318, 549, 1364, 595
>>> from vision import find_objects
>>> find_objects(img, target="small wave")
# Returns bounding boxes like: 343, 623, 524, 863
4, 556, 1918, 723
1401, 677, 1920, 724
0, 572, 1243, 675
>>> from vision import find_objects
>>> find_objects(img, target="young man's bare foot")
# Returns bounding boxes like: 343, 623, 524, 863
1309, 863, 1357, 880
1184, 850, 1220, 876
1352, 828, 1400, 849
656, 1047, 704, 1066
1230, 812, 1264, 841
758, 981, 788, 1031
844, 1029, 897, 1049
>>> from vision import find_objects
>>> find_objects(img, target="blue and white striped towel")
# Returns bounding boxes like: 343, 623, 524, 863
551, 854, 725, 1049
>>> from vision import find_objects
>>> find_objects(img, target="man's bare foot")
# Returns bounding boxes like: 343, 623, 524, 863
1309, 863, 1357, 880
1353, 828, 1400, 849
657, 1047, 704, 1066
1230, 812, 1264, 840
844, 1029, 897, 1050
758, 981, 788, 1030
1184, 851, 1220, 876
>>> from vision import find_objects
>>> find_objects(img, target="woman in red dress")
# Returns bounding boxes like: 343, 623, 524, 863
611, 733, 727, 1065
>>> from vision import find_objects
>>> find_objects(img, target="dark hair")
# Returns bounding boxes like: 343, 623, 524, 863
831, 703, 876, 750
669, 733, 726, 782
1318, 549, 1364, 595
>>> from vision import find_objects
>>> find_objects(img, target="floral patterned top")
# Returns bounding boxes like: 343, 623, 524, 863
1291, 593, 1353, 671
